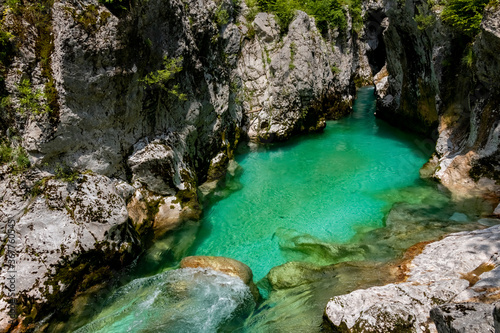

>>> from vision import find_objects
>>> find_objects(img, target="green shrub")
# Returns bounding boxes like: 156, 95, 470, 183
0, 142, 12, 165
441, 0, 490, 37
244, 0, 260, 22
415, 13, 436, 30
254, 0, 348, 33
1, 143, 31, 172
141, 56, 187, 101
13, 146, 30, 171
16, 79, 50, 115
215, 5, 230, 25
461, 45, 475, 68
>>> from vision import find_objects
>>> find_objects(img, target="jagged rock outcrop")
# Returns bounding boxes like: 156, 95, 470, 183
0, 171, 139, 329
324, 224, 500, 332
237, 10, 363, 142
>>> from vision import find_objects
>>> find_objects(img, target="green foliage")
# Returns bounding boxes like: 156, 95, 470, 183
414, 4, 436, 30
14, 146, 30, 171
244, 0, 260, 22
66, 5, 111, 33
0, 141, 12, 164
0, 142, 31, 172
254, 0, 348, 33
141, 56, 187, 101
414, 13, 436, 30
461, 45, 475, 68
345, 0, 363, 33
441, 0, 490, 37
215, 5, 230, 25
4, 0, 60, 119
331, 65, 340, 74
16, 79, 50, 115
55, 163, 79, 182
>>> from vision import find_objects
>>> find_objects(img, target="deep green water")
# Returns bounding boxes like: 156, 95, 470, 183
67, 87, 487, 333
191, 87, 431, 281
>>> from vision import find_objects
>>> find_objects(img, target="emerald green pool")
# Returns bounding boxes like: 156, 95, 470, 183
69, 87, 484, 333
191, 87, 430, 280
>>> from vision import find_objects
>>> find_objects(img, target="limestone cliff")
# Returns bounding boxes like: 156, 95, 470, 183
0, 0, 367, 330
370, 0, 500, 204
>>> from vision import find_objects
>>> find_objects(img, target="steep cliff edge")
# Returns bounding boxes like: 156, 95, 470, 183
372, 0, 500, 204
0, 0, 367, 330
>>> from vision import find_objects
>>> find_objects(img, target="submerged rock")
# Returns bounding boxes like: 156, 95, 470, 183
430, 303, 495, 333
324, 225, 500, 332
180, 256, 259, 300
72, 268, 255, 333
267, 261, 337, 290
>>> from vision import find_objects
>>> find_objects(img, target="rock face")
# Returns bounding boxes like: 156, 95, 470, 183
0, 171, 139, 329
180, 255, 259, 300
324, 225, 500, 332
237, 10, 366, 142
0, 0, 372, 328
494, 303, 500, 332
430, 303, 495, 333
373, 0, 500, 202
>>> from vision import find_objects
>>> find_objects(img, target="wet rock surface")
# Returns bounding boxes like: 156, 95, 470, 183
180, 255, 260, 300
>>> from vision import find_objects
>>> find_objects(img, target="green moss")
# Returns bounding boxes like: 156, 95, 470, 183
29, 176, 50, 197
65, 4, 111, 34
55, 163, 79, 182
12, 145, 30, 173
16, 79, 51, 115
4, 0, 60, 121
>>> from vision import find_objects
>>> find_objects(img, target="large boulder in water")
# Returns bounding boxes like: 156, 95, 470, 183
180, 256, 259, 300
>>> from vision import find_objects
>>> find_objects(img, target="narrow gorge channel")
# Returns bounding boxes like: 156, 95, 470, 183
61, 88, 489, 332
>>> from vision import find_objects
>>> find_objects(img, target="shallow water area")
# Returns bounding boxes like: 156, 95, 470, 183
59, 87, 489, 333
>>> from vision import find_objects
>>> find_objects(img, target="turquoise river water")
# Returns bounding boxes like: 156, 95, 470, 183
66, 87, 488, 333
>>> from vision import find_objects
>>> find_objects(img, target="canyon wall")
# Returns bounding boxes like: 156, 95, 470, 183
0, 0, 499, 329
371, 0, 500, 203
0, 0, 367, 330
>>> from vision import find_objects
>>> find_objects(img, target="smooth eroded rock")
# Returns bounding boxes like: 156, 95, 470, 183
180, 256, 259, 300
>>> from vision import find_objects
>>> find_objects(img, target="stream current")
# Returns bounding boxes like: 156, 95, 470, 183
67, 87, 488, 333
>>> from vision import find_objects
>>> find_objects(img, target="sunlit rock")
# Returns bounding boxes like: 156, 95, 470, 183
180, 256, 259, 300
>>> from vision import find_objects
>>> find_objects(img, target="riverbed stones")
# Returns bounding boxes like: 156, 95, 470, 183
324, 225, 500, 332
430, 303, 495, 333
180, 256, 259, 300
